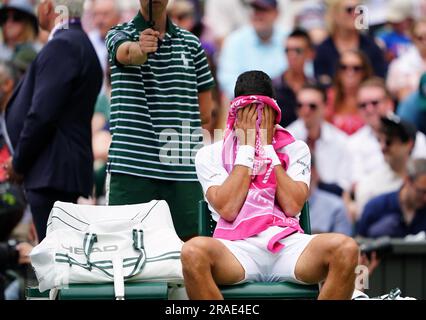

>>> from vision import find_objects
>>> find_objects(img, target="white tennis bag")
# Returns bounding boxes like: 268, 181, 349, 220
30, 200, 184, 297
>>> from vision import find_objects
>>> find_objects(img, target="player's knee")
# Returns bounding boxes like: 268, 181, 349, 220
335, 236, 359, 268
181, 237, 212, 272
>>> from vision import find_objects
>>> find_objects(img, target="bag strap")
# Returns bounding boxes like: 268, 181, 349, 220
83, 233, 98, 270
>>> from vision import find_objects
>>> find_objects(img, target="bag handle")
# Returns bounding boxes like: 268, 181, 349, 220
83, 233, 98, 270
82, 229, 147, 278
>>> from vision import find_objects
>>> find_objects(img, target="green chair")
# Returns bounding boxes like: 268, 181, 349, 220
26, 282, 170, 300
198, 200, 319, 299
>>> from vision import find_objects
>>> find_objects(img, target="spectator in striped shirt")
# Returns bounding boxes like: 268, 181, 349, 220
105, 0, 215, 240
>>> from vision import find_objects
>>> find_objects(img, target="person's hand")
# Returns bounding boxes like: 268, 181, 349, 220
359, 251, 381, 275
16, 242, 33, 265
4, 157, 24, 184
139, 28, 160, 54
235, 105, 257, 147
260, 106, 276, 145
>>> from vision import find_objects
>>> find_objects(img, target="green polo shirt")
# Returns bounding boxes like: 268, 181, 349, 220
105, 12, 215, 181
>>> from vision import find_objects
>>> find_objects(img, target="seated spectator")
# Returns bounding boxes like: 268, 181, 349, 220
357, 158, 426, 238
287, 84, 353, 194
397, 72, 426, 135
326, 50, 373, 135
355, 114, 417, 216
377, 0, 413, 63
217, 0, 288, 100
314, 0, 387, 87
273, 28, 315, 127
88, 0, 122, 76
387, 18, 426, 101
294, 2, 328, 46
0, 0, 38, 69
309, 156, 353, 236
349, 77, 426, 187
182, 70, 359, 300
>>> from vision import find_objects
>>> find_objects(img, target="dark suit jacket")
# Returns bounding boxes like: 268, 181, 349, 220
5, 22, 103, 196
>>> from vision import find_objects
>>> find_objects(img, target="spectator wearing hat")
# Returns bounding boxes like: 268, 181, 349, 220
0, 0, 38, 71
377, 0, 413, 63
314, 0, 387, 87
293, 2, 328, 46
397, 72, 426, 135
355, 114, 417, 216
217, 0, 288, 101
357, 158, 426, 239
387, 18, 426, 101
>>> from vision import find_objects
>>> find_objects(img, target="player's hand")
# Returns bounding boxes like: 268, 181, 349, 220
235, 105, 257, 147
139, 28, 160, 54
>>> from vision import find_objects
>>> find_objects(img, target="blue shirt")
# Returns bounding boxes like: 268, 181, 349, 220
218, 25, 288, 99
379, 31, 412, 59
309, 188, 353, 236
358, 191, 426, 238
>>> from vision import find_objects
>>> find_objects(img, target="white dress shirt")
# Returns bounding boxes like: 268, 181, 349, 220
286, 120, 353, 191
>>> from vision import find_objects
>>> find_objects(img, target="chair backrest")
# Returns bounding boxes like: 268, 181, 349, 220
198, 200, 312, 237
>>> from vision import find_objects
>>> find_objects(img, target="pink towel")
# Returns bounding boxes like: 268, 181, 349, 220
214, 95, 304, 253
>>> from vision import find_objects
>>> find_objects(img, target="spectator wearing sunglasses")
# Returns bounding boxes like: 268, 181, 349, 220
357, 158, 426, 239
287, 83, 353, 195
326, 49, 373, 135
273, 28, 315, 127
349, 77, 426, 189
355, 114, 417, 217
387, 19, 426, 102
314, 0, 387, 87
0, 0, 38, 70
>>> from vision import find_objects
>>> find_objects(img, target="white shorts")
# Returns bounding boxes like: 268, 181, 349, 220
218, 226, 316, 284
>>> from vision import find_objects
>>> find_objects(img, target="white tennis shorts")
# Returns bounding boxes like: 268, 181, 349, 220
218, 226, 316, 284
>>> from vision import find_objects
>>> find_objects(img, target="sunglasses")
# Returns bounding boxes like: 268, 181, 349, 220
415, 35, 426, 42
358, 99, 383, 109
285, 47, 305, 55
339, 64, 364, 72
0, 10, 27, 26
344, 6, 356, 15
297, 102, 319, 110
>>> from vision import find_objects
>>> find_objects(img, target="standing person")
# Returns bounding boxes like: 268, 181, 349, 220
4, 0, 103, 241
105, 0, 215, 240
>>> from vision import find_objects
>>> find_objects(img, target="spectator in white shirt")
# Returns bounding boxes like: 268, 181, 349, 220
355, 114, 417, 218
387, 18, 426, 101
349, 77, 426, 187
287, 84, 353, 193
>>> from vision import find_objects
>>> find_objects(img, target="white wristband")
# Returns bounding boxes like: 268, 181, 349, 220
235, 145, 255, 169
263, 145, 281, 167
